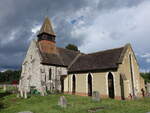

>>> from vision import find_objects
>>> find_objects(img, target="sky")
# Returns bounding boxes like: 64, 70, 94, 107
0, 0, 150, 72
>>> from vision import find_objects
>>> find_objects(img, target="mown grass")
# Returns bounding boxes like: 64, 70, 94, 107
0, 90, 150, 113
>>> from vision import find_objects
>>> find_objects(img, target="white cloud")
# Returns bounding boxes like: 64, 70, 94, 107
141, 53, 150, 58
140, 68, 150, 73
146, 58, 150, 63
70, 0, 150, 54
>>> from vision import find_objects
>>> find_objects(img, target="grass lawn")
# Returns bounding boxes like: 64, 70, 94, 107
0, 90, 150, 113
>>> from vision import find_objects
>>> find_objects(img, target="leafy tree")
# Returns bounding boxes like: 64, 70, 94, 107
0, 70, 21, 84
141, 72, 150, 83
65, 44, 79, 51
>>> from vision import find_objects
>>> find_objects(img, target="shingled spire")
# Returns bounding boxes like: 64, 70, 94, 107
37, 17, 56, 42
38, 17, 56, 37
38, 17, 57, 54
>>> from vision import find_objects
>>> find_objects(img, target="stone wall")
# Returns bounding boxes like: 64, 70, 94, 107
19, 40, 68, 94
64, 45, 145, 100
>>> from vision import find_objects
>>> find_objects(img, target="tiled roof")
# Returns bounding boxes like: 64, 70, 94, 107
38, 43, 127, 72
38, 45, 80, 67
68, 47, 125, 73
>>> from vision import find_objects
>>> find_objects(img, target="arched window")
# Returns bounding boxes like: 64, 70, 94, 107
72, 75, 76, 94
108, 72, 115, 99
49, 69, 52, 80
88, 73, 92, 96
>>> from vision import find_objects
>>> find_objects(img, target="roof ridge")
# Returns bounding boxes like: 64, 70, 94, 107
57, 47, 82, 54
87, 46, 124, 55
68, 53, 82, 69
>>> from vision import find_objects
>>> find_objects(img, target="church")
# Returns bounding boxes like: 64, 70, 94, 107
19, 17, 145, 100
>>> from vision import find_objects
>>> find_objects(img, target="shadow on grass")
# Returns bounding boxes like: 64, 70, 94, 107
0, 91, 12, 110
0, 102, 5, 110
0, 91, 12, 99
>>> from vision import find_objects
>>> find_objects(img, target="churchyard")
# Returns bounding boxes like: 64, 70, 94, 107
0, 86, 150, 113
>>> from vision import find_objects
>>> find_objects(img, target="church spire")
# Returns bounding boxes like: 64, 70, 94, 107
38, 17, 56, 37
37, 17, 57, 54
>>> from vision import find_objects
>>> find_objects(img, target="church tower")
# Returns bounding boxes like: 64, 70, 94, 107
37, 17, 57, 54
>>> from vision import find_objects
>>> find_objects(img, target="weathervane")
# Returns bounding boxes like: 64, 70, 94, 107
46, 7, 49, 17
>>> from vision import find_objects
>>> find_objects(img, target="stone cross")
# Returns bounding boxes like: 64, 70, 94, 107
92, 91, 100, 101
58, 96, 67, 108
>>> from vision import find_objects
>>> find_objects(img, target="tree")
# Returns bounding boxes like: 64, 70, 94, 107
0, 70, 21, 84
65, 44, 78, 51
141, 72, 150, 83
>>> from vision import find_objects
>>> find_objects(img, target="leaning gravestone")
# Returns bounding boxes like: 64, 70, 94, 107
58, 96, 67, 108
92, 91, 100, 101
18, 111, 33, 113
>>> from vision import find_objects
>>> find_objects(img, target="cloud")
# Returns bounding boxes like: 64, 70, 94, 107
70, 0, 150, 54
141, 53, 150, 58
0, 0, 149, 71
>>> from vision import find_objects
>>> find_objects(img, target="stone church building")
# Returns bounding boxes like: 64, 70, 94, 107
19, 17, 145, 100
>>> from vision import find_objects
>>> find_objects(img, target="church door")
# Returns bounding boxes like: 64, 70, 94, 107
72, 75, 76, 94
120, 75, 125, 100
88, 74, 92, 96
108, 72, 115, 98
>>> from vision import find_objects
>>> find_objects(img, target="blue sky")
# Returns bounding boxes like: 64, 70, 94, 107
0, 0, 150, 72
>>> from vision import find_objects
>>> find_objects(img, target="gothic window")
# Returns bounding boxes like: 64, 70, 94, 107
72, 75, 76, 94
88, 73, 92, 96
108, 72, 115, 99
49, 69, 52, 80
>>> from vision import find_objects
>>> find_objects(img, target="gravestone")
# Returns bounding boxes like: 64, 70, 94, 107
16, 93, 20, 98
58, 96, 67, 108
18, 111, 33, 113
24, 90, 28, 99
20, 90, 24, 98
92, 91, 100, 101
146, 83, 150, 95
3, 85, 6, 91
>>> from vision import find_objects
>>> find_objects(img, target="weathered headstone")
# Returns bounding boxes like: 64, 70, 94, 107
18, 111, 33, 113
16, 93, 20, 98
20, 90, 24, 98
146, 83, 150, 95
24, 90, 27, 99
3, 85, 6, 91
92, 91, 100, 101
58, 96, 67, 108
41, 86, 46, 96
